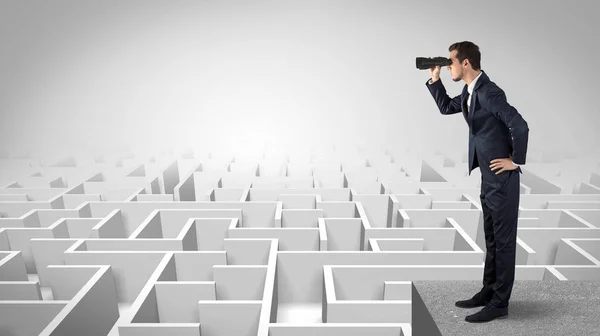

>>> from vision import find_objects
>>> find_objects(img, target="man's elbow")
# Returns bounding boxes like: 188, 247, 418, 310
510, 119, 529, 137
521, 118, 530, 133
440, 104, 461, 115
516, 125, 529, 138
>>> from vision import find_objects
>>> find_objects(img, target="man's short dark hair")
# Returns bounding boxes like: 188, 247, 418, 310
449, 41, 481, 70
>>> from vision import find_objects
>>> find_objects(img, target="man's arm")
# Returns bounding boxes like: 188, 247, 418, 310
482, 86, 529, 165
425, 78, 463, 115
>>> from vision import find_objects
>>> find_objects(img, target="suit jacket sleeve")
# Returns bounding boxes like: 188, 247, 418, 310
482, 86, 530, 165
425, 78, 462, 115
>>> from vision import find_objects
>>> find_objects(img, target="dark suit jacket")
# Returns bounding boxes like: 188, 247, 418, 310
426, 70, 529, 182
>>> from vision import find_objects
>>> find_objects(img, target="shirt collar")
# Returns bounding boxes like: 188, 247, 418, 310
467, 70, 483, 95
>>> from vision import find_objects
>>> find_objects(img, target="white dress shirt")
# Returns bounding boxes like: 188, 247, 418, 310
466, 70, 483, 110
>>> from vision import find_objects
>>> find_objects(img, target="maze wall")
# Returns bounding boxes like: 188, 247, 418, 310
1, 146, 599, 336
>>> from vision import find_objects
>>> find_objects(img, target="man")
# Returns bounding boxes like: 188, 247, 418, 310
425, 41, 529, 323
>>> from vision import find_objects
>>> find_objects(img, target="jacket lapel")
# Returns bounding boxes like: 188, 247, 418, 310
468, 91, 476, 124
467, 70, 489, 126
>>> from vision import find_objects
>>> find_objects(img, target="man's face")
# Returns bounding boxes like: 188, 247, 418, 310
448, 50, 463, 82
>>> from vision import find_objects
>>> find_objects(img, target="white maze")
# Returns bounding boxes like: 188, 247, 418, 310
1, 147, 600, 336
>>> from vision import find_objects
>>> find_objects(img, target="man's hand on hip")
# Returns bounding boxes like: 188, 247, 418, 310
489, 158, 518, 174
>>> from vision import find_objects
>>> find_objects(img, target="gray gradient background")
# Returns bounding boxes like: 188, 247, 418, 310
0, 0, 598, 159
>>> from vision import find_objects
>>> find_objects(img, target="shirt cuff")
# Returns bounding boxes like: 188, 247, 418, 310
512, 161, 522, 167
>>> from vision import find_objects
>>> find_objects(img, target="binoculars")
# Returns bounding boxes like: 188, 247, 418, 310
416, 57, 452, 70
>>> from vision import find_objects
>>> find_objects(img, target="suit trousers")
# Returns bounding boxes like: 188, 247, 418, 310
479, 168, 520, 308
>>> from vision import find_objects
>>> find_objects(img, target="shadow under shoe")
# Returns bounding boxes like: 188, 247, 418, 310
455, 289, 493, 309
465, 303, 509, 323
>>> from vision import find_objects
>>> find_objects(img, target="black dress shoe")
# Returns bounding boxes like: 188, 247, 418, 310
465, 304, 508, 323
455, 291, 491, 308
